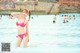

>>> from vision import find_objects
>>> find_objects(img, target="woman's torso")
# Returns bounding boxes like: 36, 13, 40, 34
16, 13, 28, 34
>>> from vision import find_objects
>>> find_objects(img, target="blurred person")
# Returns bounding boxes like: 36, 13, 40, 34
53, 15, 57, 23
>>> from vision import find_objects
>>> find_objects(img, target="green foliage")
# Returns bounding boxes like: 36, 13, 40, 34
31, 10, 45, 15
0, 10, 22, 15
0, 10, 45, 15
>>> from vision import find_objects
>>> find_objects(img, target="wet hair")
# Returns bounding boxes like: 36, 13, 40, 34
62, 15, 63, 17
66, 15, 68, 16
73, 15, 75, 17
65, 15, 67, 16
55, 14, 56, 16
69, 16, 71, 17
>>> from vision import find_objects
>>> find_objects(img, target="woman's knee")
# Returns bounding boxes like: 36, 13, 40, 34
16, 37, 22, 47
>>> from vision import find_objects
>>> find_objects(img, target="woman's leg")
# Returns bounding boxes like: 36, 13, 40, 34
16, 37, 22, 47
23, 36, 29, 47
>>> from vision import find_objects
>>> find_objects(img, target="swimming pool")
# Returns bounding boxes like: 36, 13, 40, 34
0, 14, 80, 53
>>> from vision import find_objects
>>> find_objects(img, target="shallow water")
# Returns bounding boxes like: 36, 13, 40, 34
0, 14, 80, 53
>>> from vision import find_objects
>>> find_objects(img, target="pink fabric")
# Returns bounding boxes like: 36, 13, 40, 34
17, 32, 28, 39
16, 22, 25, 27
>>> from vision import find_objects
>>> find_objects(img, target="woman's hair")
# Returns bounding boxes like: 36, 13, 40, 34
73, 15, 75, 17
23, 9, 29, 14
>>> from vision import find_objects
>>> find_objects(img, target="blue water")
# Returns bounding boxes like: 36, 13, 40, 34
0, 14, 80, 53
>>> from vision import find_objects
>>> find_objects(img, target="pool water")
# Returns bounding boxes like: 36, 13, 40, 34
0, 14, 80, 53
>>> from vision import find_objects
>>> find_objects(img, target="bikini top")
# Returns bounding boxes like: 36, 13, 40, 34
16, 22, 26, 27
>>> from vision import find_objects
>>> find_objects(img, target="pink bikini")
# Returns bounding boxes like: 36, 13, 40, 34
16, 22, 28, 39
16, 22, 25, 27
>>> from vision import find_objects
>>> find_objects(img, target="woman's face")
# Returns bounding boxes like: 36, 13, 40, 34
23, 10, 26, 13
23, 10, 28, 15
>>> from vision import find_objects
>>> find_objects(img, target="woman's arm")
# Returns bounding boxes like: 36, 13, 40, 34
28, 11, 31, 22
11, 12, 22, 17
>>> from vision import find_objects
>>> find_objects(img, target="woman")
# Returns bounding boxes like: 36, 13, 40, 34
11, 9, 29, 47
